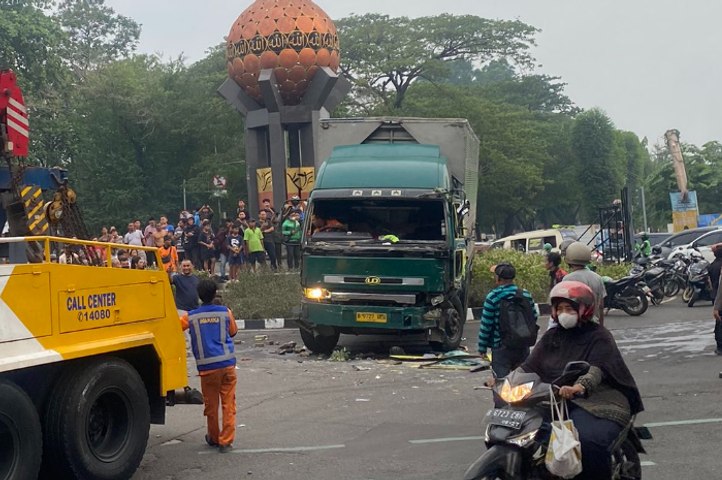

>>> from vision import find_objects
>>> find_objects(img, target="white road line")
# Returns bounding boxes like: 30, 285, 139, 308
199, 444, 346, 454
640, 461, 657, 467
409, 436, 484, 444
645, 418, 722, 428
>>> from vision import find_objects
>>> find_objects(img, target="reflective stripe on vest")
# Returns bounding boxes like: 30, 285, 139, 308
188, 310, 234, 366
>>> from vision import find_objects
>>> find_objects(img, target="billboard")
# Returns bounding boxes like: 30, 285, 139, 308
670, 191, 698, 232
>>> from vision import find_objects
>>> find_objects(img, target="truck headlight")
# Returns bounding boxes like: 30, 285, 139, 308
430, 295, 445, 306
304, 288, 330, 300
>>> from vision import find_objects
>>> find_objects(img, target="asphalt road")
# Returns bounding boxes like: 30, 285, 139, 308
134, 298, 722, 480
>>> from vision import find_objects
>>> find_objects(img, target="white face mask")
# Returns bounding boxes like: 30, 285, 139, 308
557, 312, 579, 329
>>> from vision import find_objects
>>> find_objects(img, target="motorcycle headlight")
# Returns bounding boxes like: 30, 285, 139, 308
499, 380, 534, 404
507, 429, 539, 448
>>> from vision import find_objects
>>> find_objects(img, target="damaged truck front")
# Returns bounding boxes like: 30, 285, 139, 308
299, 118, 480, 353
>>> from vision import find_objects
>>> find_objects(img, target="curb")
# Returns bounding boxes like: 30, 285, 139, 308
236, 305, 552, 330
236, 318, 299, 330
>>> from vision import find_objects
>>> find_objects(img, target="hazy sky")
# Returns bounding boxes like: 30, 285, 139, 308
106, 0, 722, 146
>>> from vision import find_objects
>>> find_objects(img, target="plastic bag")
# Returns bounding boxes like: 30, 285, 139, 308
545, 387, 582, 478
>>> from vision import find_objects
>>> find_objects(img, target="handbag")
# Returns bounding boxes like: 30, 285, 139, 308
545, 386, 582, 478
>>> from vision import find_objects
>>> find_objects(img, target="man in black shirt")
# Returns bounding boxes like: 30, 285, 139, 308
172, 259, 200, 312
183, 217, 201, 270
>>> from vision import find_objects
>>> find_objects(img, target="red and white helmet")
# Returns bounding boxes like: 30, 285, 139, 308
549, 281, 596, 322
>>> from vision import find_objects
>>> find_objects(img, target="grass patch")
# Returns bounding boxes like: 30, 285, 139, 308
222, 271, 302, 319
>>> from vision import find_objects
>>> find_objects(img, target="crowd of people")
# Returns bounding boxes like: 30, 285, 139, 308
61, 197, 307, 279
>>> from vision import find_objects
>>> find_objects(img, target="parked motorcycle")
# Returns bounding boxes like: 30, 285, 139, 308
682, 259, 714, 307
603, 275, 649, 316
463, 362, 650, 480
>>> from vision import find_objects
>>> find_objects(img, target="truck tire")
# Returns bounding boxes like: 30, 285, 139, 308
431, 298, 465, 352
42, 357, 150, 480
0, 380, 42, 480
299, 327, 339, 355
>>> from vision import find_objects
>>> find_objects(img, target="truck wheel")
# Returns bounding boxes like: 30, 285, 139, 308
299, 327, 339, 355
0, 380, 42, 480
431, 306, 464, 352
42, 358, 150, 480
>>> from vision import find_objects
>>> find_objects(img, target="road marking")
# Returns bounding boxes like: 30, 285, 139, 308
640, 461, 657, 466
409, 436, 484, 444
644, 418, 722, 428
199, 444, 346, 455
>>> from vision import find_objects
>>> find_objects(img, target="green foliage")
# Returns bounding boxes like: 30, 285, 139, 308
223, 271, 302, 319
471, 250, 549, 306
594, 262, 633, 280
55, 0, 141, 78
337, 13, 538, 112
471, 250, 633, 307
571, 109, 625, 221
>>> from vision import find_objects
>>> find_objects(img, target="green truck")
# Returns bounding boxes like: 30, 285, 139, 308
299, 118, 480, 353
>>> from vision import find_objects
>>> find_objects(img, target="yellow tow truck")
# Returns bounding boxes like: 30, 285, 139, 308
0, 237, 187, 480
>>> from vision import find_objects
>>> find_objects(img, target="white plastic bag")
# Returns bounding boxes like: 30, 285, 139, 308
545, 387, 582, 478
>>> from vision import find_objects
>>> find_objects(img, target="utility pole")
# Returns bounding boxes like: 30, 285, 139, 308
182, 179, 187, 211
641, 187, 648, 232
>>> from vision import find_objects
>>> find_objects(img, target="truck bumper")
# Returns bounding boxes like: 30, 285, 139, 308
301, 301, 438, 332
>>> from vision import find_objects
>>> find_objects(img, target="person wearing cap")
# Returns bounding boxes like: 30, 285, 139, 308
563, 241, 607, 326
478, 262, 538, 378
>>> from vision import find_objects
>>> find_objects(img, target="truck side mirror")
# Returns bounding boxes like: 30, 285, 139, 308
456, 200, 470, 218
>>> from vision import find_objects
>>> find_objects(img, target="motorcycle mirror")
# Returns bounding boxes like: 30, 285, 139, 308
652, 246, 662, 254
554, 361, 591, 385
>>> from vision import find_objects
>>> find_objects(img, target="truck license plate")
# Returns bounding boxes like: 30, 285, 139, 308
356, 312, 387, 323
486, 408, 526, 429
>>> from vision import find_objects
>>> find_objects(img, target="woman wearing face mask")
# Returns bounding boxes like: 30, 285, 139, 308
518, 281, 644, 480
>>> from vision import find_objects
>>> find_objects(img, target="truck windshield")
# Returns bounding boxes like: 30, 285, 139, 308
305, 198, 447, 243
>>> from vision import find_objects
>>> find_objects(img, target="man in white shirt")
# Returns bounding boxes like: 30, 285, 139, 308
123, 222, 146, 262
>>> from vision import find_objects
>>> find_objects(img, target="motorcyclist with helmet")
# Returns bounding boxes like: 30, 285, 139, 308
563, 241, 607, 326
491, 281, 644, 480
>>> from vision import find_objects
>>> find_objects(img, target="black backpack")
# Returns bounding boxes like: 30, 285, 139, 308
498, 288, 539, 348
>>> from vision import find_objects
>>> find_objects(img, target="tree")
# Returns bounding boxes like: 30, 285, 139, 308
571, 109, 624, 221
55, 0, 141, 79
336, 13, 538, 112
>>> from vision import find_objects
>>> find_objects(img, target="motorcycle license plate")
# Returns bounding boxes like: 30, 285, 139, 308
486, 408, 526, 429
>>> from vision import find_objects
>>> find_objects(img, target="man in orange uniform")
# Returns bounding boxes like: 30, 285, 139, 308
180, 280, 238, 453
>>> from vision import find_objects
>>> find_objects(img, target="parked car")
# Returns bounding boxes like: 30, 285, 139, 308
655, 226, 721, 259
490, 229, 569, 254
667, 228, 722, 262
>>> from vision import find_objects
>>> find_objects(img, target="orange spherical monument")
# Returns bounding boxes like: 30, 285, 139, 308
226, 0, 341, 106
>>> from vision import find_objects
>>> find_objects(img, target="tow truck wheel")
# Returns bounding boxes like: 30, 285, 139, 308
0, 380, 42, 480
42, 358, 150, 480
299, 327, 340, 355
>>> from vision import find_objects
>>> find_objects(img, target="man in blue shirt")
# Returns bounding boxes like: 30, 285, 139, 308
180, 280, 238, 453
172, 259, 199, 312
478, 263, 537, 378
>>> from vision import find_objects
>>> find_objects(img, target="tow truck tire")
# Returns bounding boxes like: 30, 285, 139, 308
0, 380, 42, 480
42, 358, 150, 480
299, 327, 340, 355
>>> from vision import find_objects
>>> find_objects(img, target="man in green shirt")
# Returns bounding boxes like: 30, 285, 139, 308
243, 218, 266, 272
282, 211, 302, 270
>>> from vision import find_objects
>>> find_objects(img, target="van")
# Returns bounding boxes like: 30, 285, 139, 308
490, 229, 566, 254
